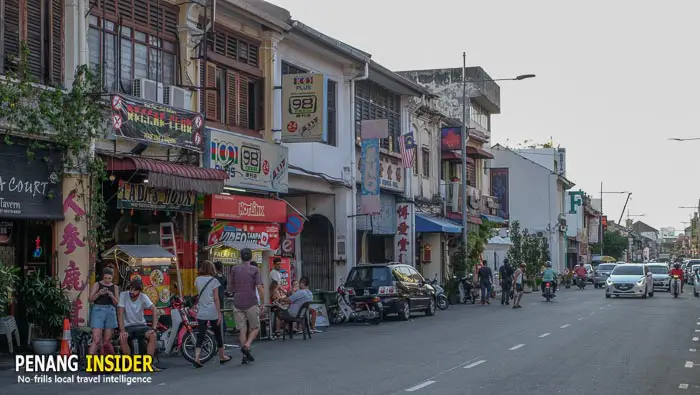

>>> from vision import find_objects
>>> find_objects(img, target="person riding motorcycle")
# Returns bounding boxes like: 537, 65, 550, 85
540, 261, 557, 295
574, 263, 588, 285
669, 263, 684, 293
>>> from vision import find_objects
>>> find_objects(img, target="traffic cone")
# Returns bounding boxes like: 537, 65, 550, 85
60, 319, 71, 356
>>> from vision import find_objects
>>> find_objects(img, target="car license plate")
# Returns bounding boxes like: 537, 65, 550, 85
364, 289, 370, 296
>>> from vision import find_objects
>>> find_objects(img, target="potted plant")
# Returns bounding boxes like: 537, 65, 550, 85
0, 263, 20, 316
19, 271, 71, 354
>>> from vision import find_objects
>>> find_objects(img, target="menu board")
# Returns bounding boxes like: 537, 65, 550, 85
128, 265, 172, 316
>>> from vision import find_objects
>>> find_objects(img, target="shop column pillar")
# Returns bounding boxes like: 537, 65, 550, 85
55, 174, 91, 328
262, 30, 284, 143
179, 4, 203, 112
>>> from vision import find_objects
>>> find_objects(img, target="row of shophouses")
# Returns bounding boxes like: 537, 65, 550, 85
0, 0, 615, 327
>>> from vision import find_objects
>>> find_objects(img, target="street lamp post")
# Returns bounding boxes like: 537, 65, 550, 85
460, 51, 535, 270
598, 183, 630, 256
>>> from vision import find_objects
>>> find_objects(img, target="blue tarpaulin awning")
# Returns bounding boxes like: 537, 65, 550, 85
481, 214, 508, 224
416, 214, 462, 233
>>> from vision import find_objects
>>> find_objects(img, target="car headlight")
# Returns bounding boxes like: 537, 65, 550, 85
606, 278, 613, 285
636, 278, 645, 286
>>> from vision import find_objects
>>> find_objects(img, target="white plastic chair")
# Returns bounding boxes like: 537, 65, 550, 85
0, 316, 20, 354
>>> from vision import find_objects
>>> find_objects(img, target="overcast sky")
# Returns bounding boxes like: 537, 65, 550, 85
270, 0, 700, 232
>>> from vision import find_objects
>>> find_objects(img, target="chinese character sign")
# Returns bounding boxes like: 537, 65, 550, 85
56, 175, 90, 328
360, 138, 381, 215
394, 203, 414, 266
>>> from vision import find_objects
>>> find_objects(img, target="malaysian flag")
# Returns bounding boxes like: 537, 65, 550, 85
399, 130, 416, 168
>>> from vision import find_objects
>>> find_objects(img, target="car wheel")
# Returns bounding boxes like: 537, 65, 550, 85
425, 298, 436, 316
398, 300, 411, 321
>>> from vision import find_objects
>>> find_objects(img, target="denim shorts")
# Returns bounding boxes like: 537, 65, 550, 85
90, 305, 117, 329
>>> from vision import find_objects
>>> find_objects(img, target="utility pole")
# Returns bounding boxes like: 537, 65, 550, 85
461, 52, 470, 269
600, 182, 604, 255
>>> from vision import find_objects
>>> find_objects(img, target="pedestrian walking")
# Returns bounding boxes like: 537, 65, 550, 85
512, 263, 525, 308
214, 261, 228, 336
193, 260, 230, 368
499, 259, 514, 306
477, 263, 493, 305
227, 248, 264, 364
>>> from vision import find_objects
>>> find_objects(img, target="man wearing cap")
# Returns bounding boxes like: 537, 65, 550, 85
227, 248, 264, 363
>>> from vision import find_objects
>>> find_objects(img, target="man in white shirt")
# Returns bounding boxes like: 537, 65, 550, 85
270, 257, 282, 285
117, 279, 159, 365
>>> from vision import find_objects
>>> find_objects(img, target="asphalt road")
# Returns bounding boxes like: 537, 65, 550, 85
3, 285, 700, 395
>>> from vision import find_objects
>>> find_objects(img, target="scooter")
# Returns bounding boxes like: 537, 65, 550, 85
543, 281, 554, 302
457, 274, 479, 304
430, 274, 449, 310
575, 275, 586, 290
671, 275, 681, 298
329, 277, 355, 324
331, 279, 382, 325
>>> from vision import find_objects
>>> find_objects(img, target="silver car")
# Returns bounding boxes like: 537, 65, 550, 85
646, 264, 670, 291
605, 264, 654, 299
594, 263, 617, 288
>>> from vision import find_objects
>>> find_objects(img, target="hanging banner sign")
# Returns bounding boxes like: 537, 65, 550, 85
281, 73, 328, 143
207, 222, 280, 251
117, 181, 195, 212
360, 138, 380, 214
110, 94, 204, 151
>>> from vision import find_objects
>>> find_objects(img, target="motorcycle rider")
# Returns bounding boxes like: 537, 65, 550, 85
574, 262, 588, 286
669, 263, 684, 293
499, 259, 514, 305
540, 261, 557, 295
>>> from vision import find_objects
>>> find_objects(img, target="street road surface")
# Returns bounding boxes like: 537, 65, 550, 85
3, 287, 700, 395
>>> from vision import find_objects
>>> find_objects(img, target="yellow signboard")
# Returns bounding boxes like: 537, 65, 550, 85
281, 73, 327, 143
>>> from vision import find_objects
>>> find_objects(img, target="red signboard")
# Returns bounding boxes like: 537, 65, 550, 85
203, 194, 287, 223
207, 222, 280, 250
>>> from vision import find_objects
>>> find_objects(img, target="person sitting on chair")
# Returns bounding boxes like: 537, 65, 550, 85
117, 279, 161, 371
277, 276, 313, 327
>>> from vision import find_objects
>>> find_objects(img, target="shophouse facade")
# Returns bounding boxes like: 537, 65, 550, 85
566, 191, 601, 267
491, 145, 575, 272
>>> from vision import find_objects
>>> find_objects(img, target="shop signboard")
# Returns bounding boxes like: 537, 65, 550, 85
117, 181, 195, 212
281, 73, 328, 143
440, 127, 462, 151
203, 194, 286, 223
207, 222, 280, 251
355, 149, 404, 193
0, 141, 63, 219
395, 202, 414, 265
110, 94, 204, 152
205, 128, 288, 193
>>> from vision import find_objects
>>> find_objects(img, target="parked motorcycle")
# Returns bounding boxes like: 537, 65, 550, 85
457, 274, 479, 304
331, 279, 382, 325
430, 274, 449, 310
671, 275, 681, 298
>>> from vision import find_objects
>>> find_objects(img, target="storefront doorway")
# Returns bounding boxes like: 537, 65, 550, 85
300, 214, 333, 291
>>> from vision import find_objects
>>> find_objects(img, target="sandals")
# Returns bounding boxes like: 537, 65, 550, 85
220, 356, 232, 365
193, 361, 204, 368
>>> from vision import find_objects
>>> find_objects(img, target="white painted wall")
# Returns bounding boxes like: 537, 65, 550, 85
410, 114, 440, 201
491, 147, 567, 271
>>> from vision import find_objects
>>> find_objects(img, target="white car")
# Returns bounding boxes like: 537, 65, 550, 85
693, 272, 700, 297
605, 264, 654, 299
646, 264, 671, 291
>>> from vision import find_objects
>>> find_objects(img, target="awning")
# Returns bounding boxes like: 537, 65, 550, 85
466, 146, 495, 159
104, 155, 228, 194
441, 151, 475, 164
481, 214, 508, 224
416, 214, 462, 234
446, 215, 482, 226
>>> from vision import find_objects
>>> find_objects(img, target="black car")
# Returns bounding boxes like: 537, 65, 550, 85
344, 263, 436, 320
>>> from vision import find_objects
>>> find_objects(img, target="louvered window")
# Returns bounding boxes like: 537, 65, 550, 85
202, 62, 261, 131
281, 61, 337, 146
467, 161, 476, 187
207, 31, 259, 67
88, 0, 176, 94
1, 0, 63, 86
354, 80, 401, 153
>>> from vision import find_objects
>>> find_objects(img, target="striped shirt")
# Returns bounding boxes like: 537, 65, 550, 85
227, 262, 263, 310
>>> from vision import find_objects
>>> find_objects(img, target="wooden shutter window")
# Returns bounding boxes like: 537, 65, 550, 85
50, 0, 62, 85
467, 161, 477, 186
26, 0, 43, 79
204, 62, 218, 121
2, 0, 21, 72
238, 74, 248, 129
226, 71, 237, 126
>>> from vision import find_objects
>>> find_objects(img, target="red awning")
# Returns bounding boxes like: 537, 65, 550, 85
104, 155, 228, 194
441, 151, 475, 164
466, 146, 495, 159
468, 215, 483, 225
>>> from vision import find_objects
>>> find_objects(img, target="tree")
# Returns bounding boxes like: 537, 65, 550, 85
540, 237, 551, 263
506, 220, 523, 265
590, 231, 629, 260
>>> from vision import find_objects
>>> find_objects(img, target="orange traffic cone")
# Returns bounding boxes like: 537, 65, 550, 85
60, 319, 71, 356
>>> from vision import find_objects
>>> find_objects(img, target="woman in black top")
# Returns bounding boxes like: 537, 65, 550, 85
88, 268, 119, 354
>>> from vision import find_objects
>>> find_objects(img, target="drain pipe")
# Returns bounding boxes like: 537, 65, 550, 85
78, 0, 88, 66
349, 62, 369, 269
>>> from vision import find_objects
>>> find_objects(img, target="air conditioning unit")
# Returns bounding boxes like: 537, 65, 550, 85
165, 86, 192, 110
335, 235, 346, 260
132, 79, 164, 103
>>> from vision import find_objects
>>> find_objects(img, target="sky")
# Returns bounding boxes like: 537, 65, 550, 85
269, 0, 700, 232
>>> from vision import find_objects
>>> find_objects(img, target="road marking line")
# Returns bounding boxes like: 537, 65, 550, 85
561, 324, 570, 328
509, 344, 526, 350
693, 337, 699, 342
600, 307, 604, 309
686, 361, 694, 368
695, 330, 700, 333
464, 360, 487, 369
406, 381, 436, 392
680, 383, 689, 389
578, 318, 585, 321
539, 333, 551, 338
691, 349, 697, 352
